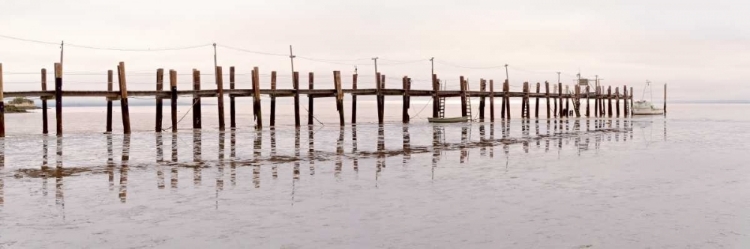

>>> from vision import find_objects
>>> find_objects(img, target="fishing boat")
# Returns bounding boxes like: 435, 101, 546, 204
632, 81, 664, 115
427, 116, 469, 123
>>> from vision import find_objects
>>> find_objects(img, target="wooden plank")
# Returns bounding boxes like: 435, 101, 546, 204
293, 71, 300, 127
155, 69, 164, 131
252, 67, 262, 129
545, 81, 550, 119
192, 69, 201, 129
308, 72, 314, 125
334, 71, 344, 126
55, 63, 63, 136
216, 66, 225, 131
42, 68, 49, 134
118, 62, 131, 134
229, 67, 235, 128
489, 80, 495, 121
169, 69, 177, 132
270, 71, 277, 127
351, 74, 357, 124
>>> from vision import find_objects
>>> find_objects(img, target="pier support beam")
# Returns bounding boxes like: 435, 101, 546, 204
432, 74, 439, 118
192, 69, 202, 129
402, 76, 411, 123
169, 69, 177, 133
352, 74, 358, 124
615, 87, 620, 117
55, 63, 63, 136
334, 71, 344, 126
479, 79, 486, 122
489, 80, 495, 122
545, 81, 550, 119
623, 85, 629, 117
376, 73, 384, 124
607, 86, 613, 118
308, 72, 314, 125
504, 80, 510, 119
460, 76, 467, 117
106, 70, 112, 133
270, 71, 277, 127
252, 67, 262, 129
535, 82, 540, 119
557, 82, 563, 118
0, 63, 4, 137
155, 69, 164, 132
293, 71, 300, 127
118, 62, 131, 134
229, 67, 235, 128
42, 68, 49, 134
216, 66, 225, 131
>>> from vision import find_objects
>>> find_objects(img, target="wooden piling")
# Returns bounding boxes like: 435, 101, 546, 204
169, 69, 177, 133
0, 63, 3, 137
574, 85, 581, 117
54, 63, 63, 136
594, 86, 599, 117
402, 76, 410, 123
479, 79, 486, 122
270, 71, 277, 127
585, 85, 590, 117
630, 87, 634, 117
615, 87, 620, 117
545, 81, 550, 119
155, 69, 164, 132
460, 76, 467, 117
334, 71, 345, 126
432, 74, 439, 118
607, 86, 613, 118
535, 82, 540, 118
118, 62, 131, 134
376, 72, 384, 124
664, 83, 667, 116
216, 66, 225, 131
504, 80, 511, 119
42, 68, 49, 134
352, 74, 358, 124
623, 85, 628, 117
192, 69, 202, 129
521, 82, 528, 118
229, 67, 235, 128
557, 82, 563, 118
103, 70, 112, 133
308, 72, 314, 125
252, 67, 262, 129
489, 80, 495, 121
293, 71, 300, 127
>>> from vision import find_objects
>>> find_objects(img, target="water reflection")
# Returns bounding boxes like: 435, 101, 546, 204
119, 134, 130, 203
156, 133, 165, 189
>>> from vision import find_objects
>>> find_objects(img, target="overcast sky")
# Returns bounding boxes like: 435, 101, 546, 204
2, 0, 749, 101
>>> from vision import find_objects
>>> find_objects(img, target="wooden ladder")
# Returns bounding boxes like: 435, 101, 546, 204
438, 81, 446, 118
465, 83, 472, 119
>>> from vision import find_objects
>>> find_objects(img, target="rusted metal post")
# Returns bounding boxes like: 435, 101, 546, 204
192, 69, 202, 129
118, 62, 131, 134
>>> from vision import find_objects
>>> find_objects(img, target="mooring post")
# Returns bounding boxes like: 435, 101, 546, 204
574, 85, 581, 117
117, 62, 131, 134
460, 76, 467, 117
432, 74, 439, 118
270, 71, 277, 127
352, 74, 358, 124
376, 72, 384, 124
334, 71, 344, 126
54, 63, 63, 136
0, 63, 4, 137
544, 81, 551, 119
594, 86, 599, 118
229, 67, 235, 129
169, 69, 177, 132
42, 68, 49, 134
553, 84, 558, 118
630, 87, 634, 117
308, 72, 314, 125
401, 76, 410, 124
615, 87, 620, 117
535, 82, 540, 119
252, 67, 262, 129
105, 70, 112, 133
216, 66, 225, 131
623, 85, 628, 117
664, 83, 667, 116
586, 85, 590, 117
601, 86, 606, 117
557, 82, 563, 118
504, 79, 511, 119
479, 79, 486, 122
564, 85, 570, 117
293, 71, 300, 127
607, 86, 613, 118
489, 80, 495, 122
155, 69, 164, 132
521, 82, 528, 118
192, 69, 201, 129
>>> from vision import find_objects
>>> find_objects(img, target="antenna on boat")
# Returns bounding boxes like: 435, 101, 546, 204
641, 80, 651, 101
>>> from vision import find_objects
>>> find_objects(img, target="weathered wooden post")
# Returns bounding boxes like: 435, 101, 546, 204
601, 86, 606, 117
216, 66, 225, 131
308, 72, 314, 125
352, 74, 358, 124
105, 70, 112, 133
504, 79, 511, 119
460, 76, 467, 117
607, 86, 613, 118
54, 63, 63, 136
334, 71, 344, 126
293, 71, 300, 127
402, 76, 410, 123
432, 74, 439, 118
0, 63, 4, 137
521, 82, 528, 118
664, 83, 667, 116
574, 85, 581, 117
594, 86, 599, 118
489, 80, 495, 121
42, 68, 49, 134
623, 85, 629, 117
564, 85, 569, 117
586, 85, 590, 117
192, 69, 202, 129
479, 79, 486, 122
169, 69, 177, 132
534, 82, 540, 119
252, 67, 262, 129
557, 82, 563, 118
545, 81, 551, 119
118, 62, 131, 134
553, 84, 558, 118
630, 87, 634, 116
376, 72, 384, 124
155, 69, 164, 132
270, 71, 277, 127
229, 67, 235, 128
615, 87, 620, 117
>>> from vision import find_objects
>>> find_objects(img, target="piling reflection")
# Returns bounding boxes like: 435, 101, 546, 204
335, 127, 344, 177
376, 124, 385, 180
352, 125, 359, 172
270, 128, 277, 179
119, 134, 130, 203
308, 126, 315, 176
194, 130, 202, 187
232, 129, 238, 183
217, 131, 225, 191
0, 138, 4, 206
403, 125, 411, 164
55, 136, 64, 210
156, 133, 165, 189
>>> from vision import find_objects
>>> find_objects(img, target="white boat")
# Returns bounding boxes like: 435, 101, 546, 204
427, 116, 469, 123
632, 100, 663, 115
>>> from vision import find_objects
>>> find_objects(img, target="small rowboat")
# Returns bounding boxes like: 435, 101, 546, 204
427, 116, 469, 123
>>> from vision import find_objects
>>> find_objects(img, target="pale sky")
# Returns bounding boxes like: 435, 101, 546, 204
2, 0, 749, 101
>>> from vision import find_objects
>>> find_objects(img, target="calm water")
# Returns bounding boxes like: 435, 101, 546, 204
1, 102, 749, 248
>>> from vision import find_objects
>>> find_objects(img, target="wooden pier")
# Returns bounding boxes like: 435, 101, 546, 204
0, 62, 659, 137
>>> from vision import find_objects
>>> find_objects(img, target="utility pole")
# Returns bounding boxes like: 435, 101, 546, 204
289, 45, 296, 75
504, 64, 509, 83
213, 43, 217, 70
59, 40, 64, 66
430, 57, 434, 76
557, 72, 561, 84
372, 57, 379, 75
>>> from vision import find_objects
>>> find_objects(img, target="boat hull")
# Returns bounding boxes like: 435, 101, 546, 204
427, 116, 469, 123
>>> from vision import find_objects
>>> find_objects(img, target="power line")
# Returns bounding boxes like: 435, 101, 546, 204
434, 60, 506, 69
216, 44, 287, 57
